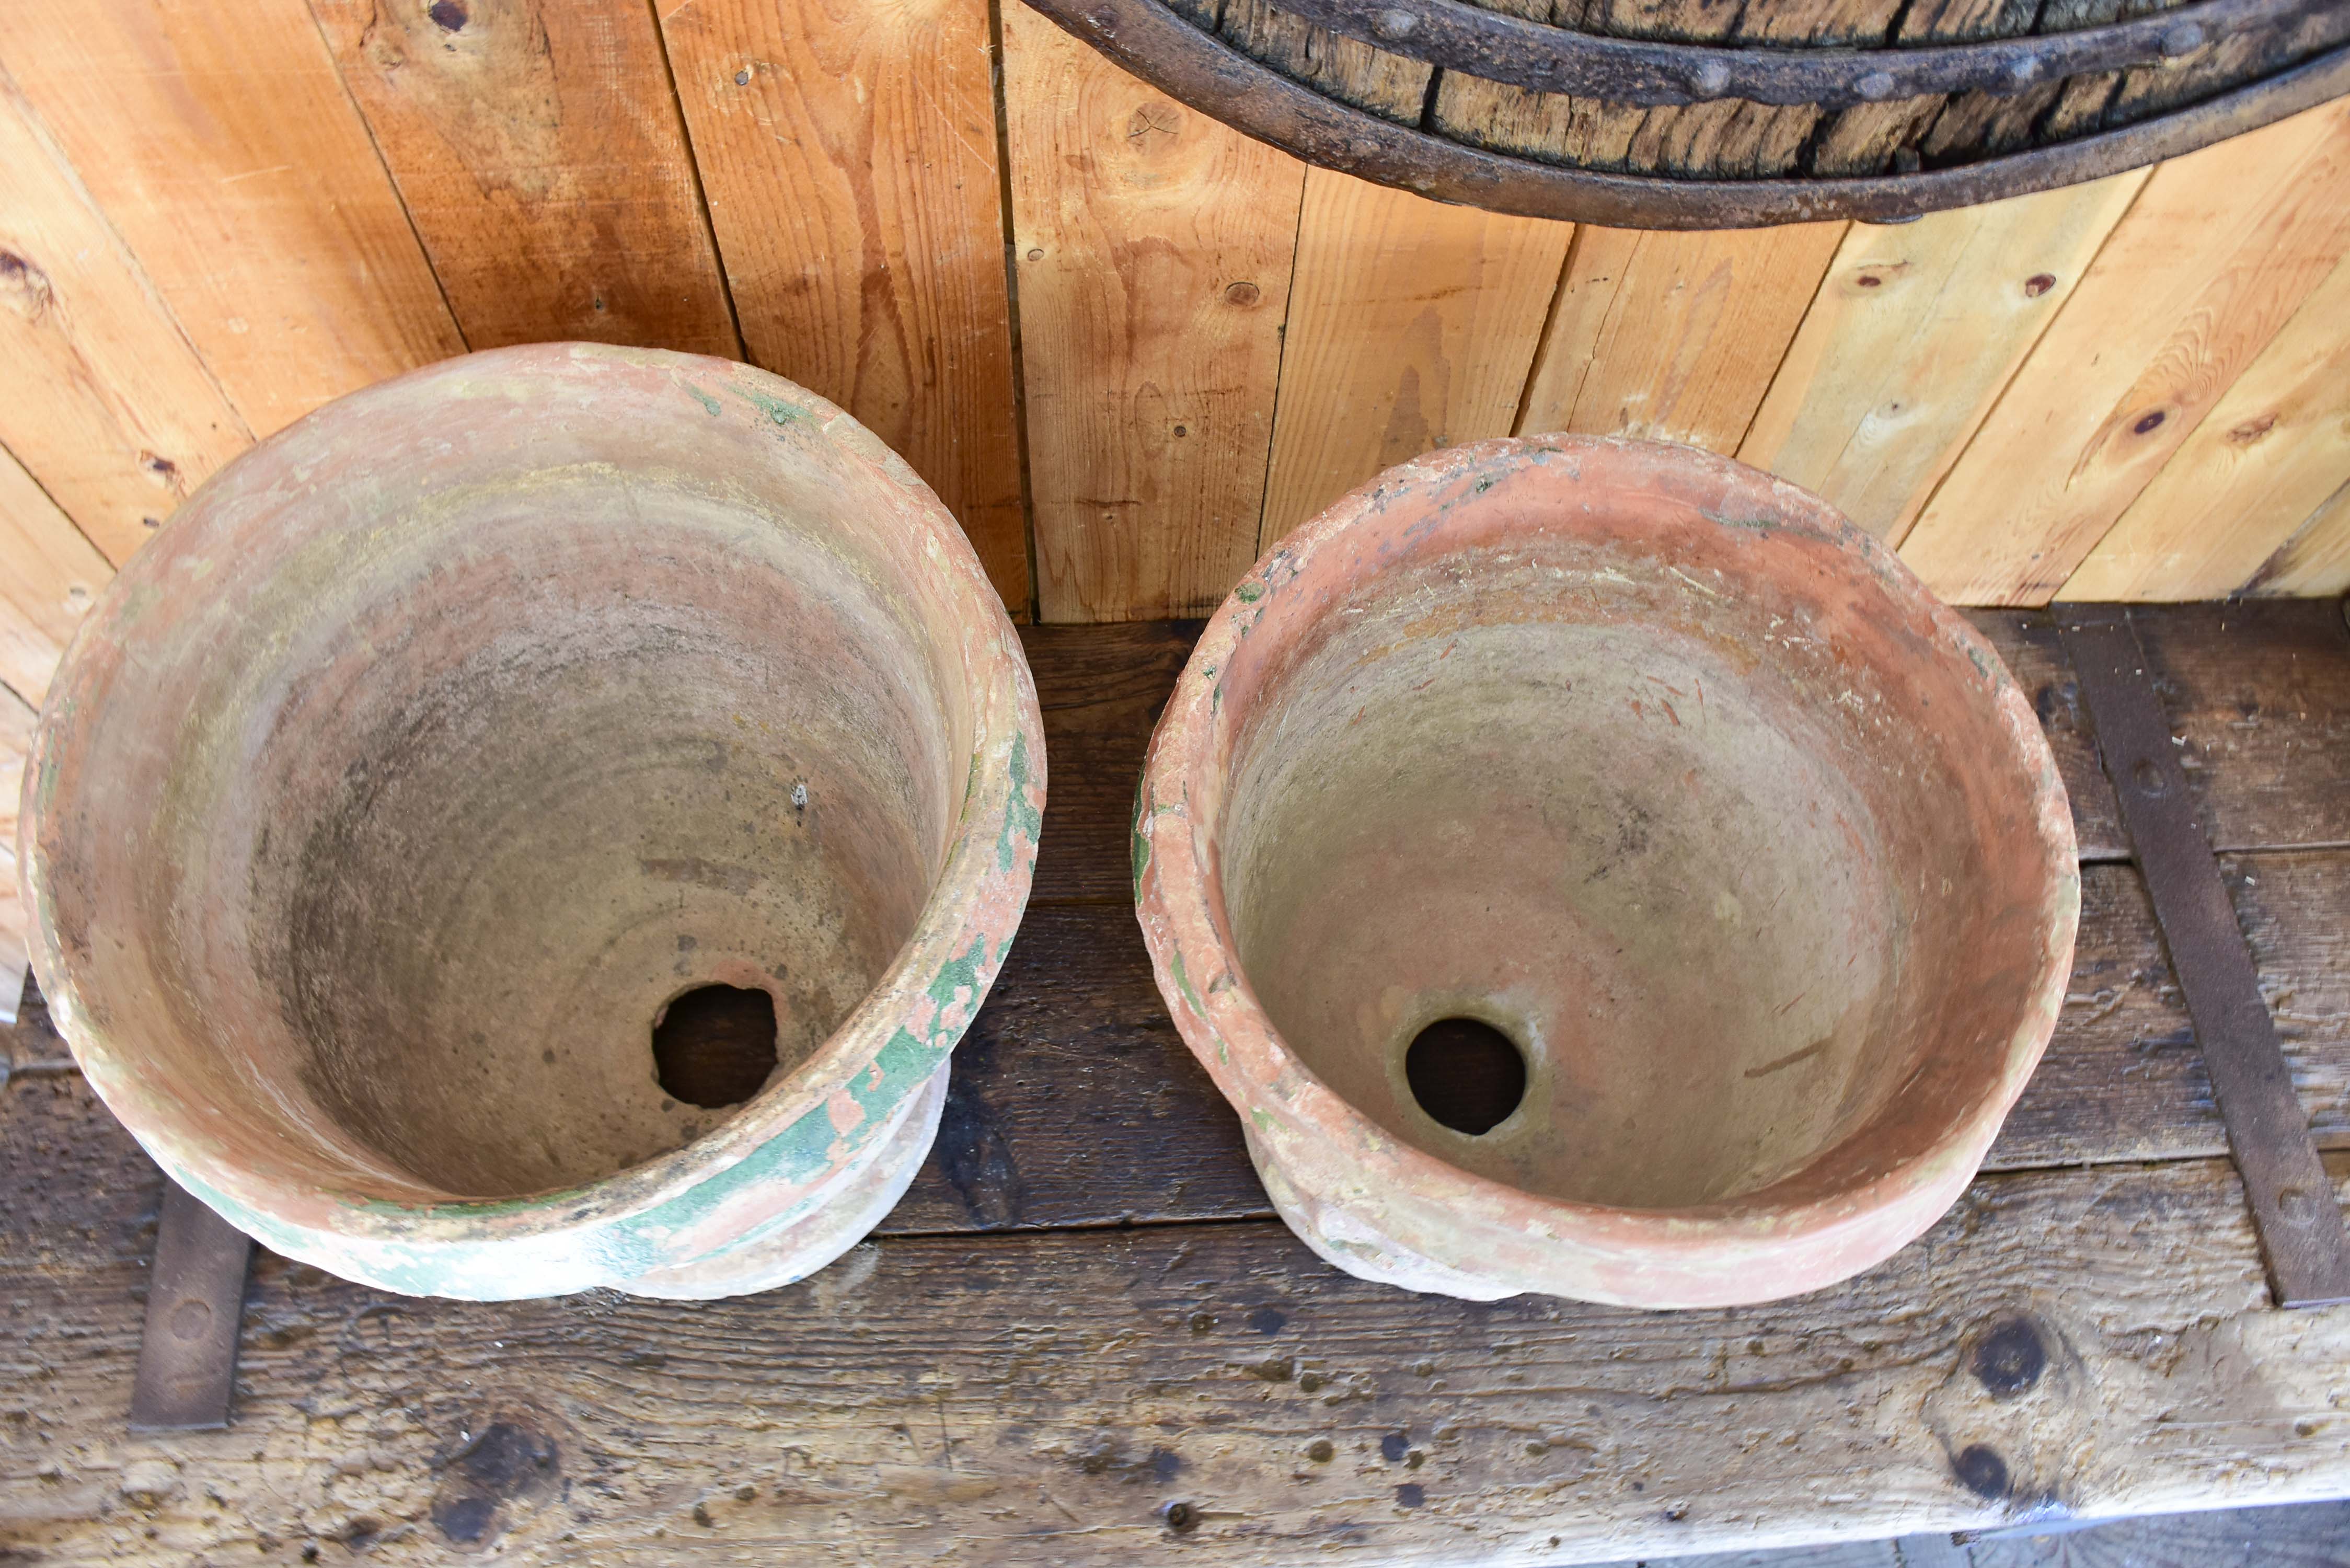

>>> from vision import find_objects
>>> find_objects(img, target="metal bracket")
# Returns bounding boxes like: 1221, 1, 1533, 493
130, 1181, 254, 1432
2057, 603, 2350, 1308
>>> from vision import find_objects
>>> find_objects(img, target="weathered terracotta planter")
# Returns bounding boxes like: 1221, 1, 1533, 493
22, 344, 1043, 1301
1134, 436, 2076, 1308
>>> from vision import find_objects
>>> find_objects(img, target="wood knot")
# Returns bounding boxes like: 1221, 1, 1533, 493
0, 250, 55, 319
431, 1420, 559, 1551
1953, 1443, 2009, 1499
1971, 1317, 2046, 1398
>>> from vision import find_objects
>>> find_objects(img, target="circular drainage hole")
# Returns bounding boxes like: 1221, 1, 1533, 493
1404, 1018, 1526, 1136
652, 984, 778, 1109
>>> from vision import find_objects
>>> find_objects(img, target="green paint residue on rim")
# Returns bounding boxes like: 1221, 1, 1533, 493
687, 385, 722, 417
1170, 948, 1205, 1017
1130, 777, 1152, 892
997, 730, 1042, 873
734, 385, 805, 428
1234, 581, 1264, 603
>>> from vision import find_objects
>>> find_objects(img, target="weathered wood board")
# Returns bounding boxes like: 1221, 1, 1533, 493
6, 1073, 2350, 1565
5, 604, 2350, 1565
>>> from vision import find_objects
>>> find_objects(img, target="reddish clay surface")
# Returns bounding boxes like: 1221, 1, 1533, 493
1134, 436, 2078, 1308
21, 344, 1044, 1300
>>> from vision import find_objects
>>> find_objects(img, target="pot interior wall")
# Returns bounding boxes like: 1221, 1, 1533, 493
1219, 534, 2039, 1212
47, 432, 968, 1205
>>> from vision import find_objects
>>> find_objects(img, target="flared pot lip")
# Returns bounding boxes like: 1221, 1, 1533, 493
22, 342, 1046, 1250
1133, 433, 2080, 1270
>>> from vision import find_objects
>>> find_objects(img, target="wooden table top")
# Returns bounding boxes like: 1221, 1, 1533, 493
5, 602, 2349, 1566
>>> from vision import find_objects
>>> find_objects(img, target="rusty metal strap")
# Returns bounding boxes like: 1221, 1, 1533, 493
1030, 0, 2350, 229
2057, 604, 2350, 1309
1265, 0, 2343, 110
130, 1181, 254, 1431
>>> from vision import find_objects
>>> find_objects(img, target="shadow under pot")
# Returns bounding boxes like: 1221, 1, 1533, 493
1134, 435, 2078, 1309
21, 343, 1044, 1301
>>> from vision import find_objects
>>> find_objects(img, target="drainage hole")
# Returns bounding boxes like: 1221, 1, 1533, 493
1405, 1018, 1526, 1135
652, 984, 778, 1109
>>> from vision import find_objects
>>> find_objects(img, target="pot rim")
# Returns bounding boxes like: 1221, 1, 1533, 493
1134, 433, 2079, 1263
22, 343, 1044, 1251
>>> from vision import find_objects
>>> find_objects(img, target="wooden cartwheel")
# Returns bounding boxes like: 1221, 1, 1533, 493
1019, 0, 2350, 226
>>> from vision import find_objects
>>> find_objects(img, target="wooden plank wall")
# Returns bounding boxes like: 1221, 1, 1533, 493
1, 4, 2347, 976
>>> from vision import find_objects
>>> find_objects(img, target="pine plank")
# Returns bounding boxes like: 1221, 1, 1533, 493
875, 848, 2350, 1236
1898, 100, 2350, 606
309, 0, 739, 359
1257, 170, 1571, 546
6, 1070, 2350, 1564
32, 608, 2350, 1242
2248, 485, 2350, 598
2224, 850, 2350, 1141
0, 445, 111, 705
0, 0, 465, 438
1740, 174, 2148, 542
2130, 601, 2350, 851
0, 683, 33, 1014
1021, 618, 1204, 904
1004, 3, 1306, 621
1968, 611, 2125, 861
0, 829, 2320, 1239
2061, 252, 2350, 601
656, 0, 1029, 614
0, 73, 250, 564
1515, 222, 1847, 454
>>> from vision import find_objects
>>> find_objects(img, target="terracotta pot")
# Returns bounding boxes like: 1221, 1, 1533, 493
22, 344, 1044, 1301
1134, 436, 2076, 1308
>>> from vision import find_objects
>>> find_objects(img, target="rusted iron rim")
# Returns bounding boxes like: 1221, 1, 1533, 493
1272, 0, 2338, 109
1026, 0, 2350, 227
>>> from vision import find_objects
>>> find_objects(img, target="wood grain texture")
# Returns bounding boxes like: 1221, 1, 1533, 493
657, 0, 1029, 614
870, 852, 2350, 1239
2248, 485, 2350, 599
1967, 611, 2125, 862
0, 0, 464, 438
1217, 0, 1429, 123
1021, 618, 1203, 903
0, 683, 33, 1012
1740, 174, 2147, 542
8, 1066, 2350, 1564
2224, 850, 2350, 1135
1516, 221, 1847, 454
2130, 601, 2350, 851
2061, 252, 2350, 601
888, 614, 2332, 1235
0, 444, 111, 705
1005, 3, 1306, 621
1258, 170, 1570, 545
10, 614, 2350, 1564
0, 72, 250, 563
1432, 0, 1826, 181
309, 0, 739, 358
1899, 99, 2350, 606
